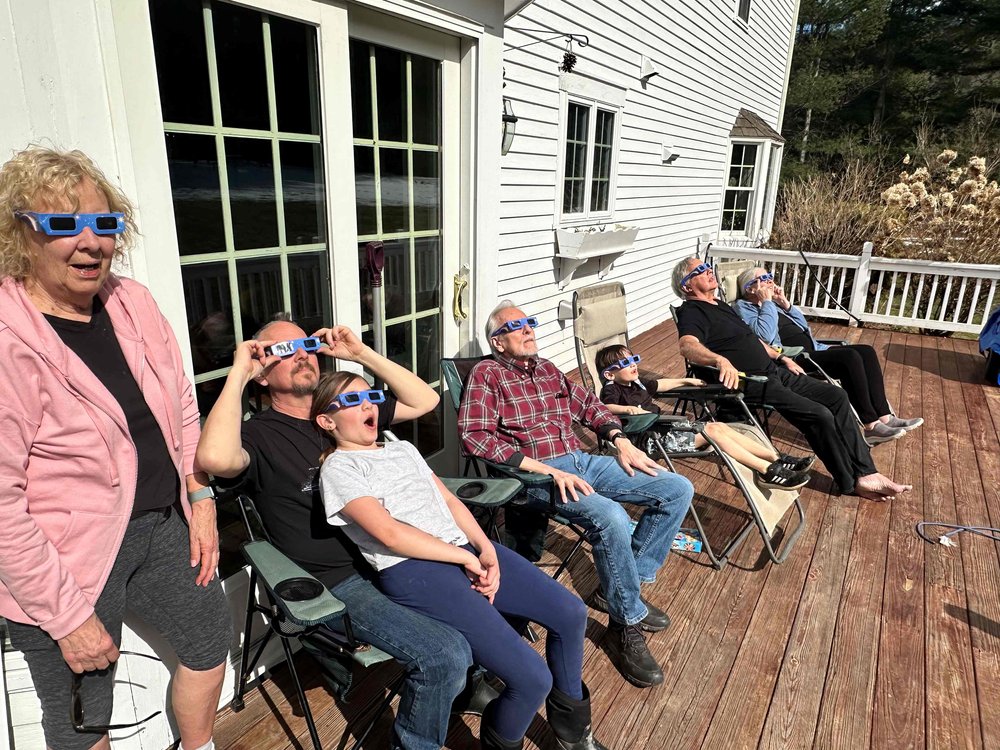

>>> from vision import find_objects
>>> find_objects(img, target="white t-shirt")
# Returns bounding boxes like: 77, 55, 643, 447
319, 440, 468, 571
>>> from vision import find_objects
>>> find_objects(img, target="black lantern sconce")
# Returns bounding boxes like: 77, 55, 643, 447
501, 97, 518, 156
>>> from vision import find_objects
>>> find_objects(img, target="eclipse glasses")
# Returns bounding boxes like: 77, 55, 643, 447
606, 354, 641, 371
264, 337, 324, 358
15, 211, 126, 236
490, 316, 539, 337
680, 263, 712, 288
743, 272, 774, 291
325, 389, 386, 411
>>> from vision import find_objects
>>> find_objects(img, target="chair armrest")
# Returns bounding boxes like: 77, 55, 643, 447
619, 412, 661, 434
241, 540, 346, 627
440, 476, 522, 508
779, 345, 804, 357
817, 339, 848, 347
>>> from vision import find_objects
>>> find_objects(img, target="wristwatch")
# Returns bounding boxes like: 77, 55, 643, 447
188, 486, 217, 503
607, 430, 627, 444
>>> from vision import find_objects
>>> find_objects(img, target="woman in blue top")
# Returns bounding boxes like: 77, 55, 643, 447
310, 371, 606, 750
735, 266, 923, 445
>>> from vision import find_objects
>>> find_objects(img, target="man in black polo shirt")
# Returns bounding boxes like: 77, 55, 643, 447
196, 321, 479, 750
671, 257, 911, 501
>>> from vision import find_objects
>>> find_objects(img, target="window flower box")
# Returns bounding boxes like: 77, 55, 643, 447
554, 224, 639, 289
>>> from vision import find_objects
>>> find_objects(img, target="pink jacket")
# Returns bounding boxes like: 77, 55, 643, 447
0, 275, 202, 640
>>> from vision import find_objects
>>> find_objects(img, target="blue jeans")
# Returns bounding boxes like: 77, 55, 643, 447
329, 573, 473, 750
526, 451, 694, 626
379, 543, 587, 742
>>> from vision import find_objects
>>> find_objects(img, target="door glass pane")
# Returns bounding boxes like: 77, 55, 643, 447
355, 146, 377, 236
350, 41, 373, 140
386, 319, 413, 370
380, 148, 410, 233
165, 133, 225, 255
213, 3, 269, 130
226, 137, 279, 250
374, 46, 407, 142
289, 252, 331, 334
281, 141, 326, 245
183, 262, 234, 378
412, 151, 439, 232
416, 314, 440, 384
271, 17, 320, 135
410, 56, 439, 145
236, 257, 282, 338
149, 0, 212, 125
414, 237, 441, 311
383, 239, 411, 319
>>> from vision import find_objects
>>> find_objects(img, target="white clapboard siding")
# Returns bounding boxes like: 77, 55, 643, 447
499, 0, 796, 373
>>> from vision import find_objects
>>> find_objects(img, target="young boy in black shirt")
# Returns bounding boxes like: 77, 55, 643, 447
595, 344, 813, 490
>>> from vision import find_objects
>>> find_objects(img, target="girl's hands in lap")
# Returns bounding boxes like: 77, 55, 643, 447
473, 542, 501, 604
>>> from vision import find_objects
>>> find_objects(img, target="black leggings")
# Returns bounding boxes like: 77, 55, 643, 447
808, 344, 891, 424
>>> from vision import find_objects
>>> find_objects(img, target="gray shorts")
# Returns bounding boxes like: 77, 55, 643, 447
6, 505, 232, 750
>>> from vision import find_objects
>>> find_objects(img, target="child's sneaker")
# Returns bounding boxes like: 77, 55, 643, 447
755, 462, 810, 491
776, 453, 815, 472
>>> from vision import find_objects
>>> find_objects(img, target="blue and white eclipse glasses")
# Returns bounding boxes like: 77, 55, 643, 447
264, 337, 324, 358
680, 263, 712, 288
743, 272, 774, 291
325, 389, 386, 411
14, 211, 126, 236
490, 316, 539, 337
606, 354, 641, 371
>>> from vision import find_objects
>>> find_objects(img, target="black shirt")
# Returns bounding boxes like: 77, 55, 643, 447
225, 395, 397, 588
599, 379, 661, 413
777, 311, 816, 352
676, 299, 776, 375
45, 298, 178, 514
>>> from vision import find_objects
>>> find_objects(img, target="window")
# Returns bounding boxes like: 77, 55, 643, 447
560, 98, 619, 222
721, 143, 758, 233
719, 141, 783, 239
736, 0, 751, 24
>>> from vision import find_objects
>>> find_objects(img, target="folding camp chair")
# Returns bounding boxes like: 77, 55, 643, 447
572, 282, 806, 568
441, 356, 590, 581
232, 494, 401, 750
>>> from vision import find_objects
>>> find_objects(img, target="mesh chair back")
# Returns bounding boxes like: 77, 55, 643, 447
572, 282, 630, 393
441, 356, 492, 409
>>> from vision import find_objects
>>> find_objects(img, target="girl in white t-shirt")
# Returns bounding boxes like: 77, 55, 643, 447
311, 372, 606, 750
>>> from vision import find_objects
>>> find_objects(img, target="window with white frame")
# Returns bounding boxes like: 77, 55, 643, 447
720, 140, 783, 239
736, 0, 751, 24
559, 86, 621, 223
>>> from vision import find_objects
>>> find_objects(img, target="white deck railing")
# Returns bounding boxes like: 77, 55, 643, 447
708, 242, 1000, 334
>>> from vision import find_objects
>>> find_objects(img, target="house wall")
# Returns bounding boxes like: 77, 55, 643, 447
498, 0, 799, 373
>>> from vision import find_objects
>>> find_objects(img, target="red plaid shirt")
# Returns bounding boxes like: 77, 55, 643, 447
458, 353, 622, 465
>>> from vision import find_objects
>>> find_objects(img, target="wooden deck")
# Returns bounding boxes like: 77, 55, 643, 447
214, 319, 1000, 750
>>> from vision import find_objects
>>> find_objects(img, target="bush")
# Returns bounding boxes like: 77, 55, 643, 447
880, 151, 1000, 263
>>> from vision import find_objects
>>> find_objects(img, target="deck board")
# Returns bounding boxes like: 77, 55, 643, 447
213, 319, 999, 750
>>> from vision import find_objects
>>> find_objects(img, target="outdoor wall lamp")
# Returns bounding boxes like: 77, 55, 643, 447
502, 97, 518, 156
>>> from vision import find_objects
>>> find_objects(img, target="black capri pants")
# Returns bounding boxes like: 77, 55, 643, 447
808, 344, 891, 424
7, 505, 232, 750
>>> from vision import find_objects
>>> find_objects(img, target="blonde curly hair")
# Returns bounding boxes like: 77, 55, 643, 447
0, 146, 137, 280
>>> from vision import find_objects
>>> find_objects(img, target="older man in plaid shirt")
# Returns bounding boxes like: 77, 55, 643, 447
458, 301, 694, 688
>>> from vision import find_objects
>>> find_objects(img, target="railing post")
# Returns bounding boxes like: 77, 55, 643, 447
847, 241, 873, 327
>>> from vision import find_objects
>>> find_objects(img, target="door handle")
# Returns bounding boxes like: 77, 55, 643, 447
452, 266, 469, 322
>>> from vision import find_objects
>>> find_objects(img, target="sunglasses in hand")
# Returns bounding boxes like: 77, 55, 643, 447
70, 651, 162, 733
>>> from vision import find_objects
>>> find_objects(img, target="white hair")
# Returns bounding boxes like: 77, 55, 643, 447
485, 299, 518, 352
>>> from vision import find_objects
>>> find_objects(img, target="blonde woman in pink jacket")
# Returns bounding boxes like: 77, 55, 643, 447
0, 147, 231, 750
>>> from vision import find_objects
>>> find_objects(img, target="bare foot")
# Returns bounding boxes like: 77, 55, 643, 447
855, 486, 894, 502
856, 473, 912, 497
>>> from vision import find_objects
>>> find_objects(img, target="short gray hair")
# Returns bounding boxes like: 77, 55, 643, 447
254, 311, 295, 340
736, 268, 758, 298
485, 299, 517, 352
671, 257, 699, 298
